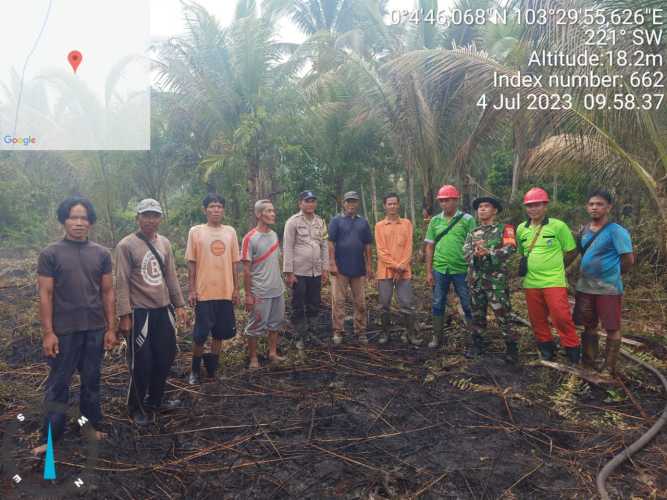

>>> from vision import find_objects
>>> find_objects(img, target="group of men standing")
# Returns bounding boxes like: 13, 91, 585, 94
33, 183, 633, 454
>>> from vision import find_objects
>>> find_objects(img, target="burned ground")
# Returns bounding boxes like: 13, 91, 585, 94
0, 254, 666, 499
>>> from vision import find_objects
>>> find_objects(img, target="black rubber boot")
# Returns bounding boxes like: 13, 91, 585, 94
504, 341, 519, 365
132, 410, 155, 426
188, 369, 201, 385
581, 331, 599, 369
537, 341, 556, 361
379, 312, 390, 344
564, 345, 581, 365
464, 333, 485, 358
202, 353, 219, 378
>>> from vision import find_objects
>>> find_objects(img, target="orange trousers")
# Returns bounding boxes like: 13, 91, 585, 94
525, 287, 580, 348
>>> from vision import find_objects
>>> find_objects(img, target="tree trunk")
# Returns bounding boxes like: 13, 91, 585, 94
408, 158, 416, 223
370, 170, 378, 225
361, 184, 368, 219
510, 125, 526, 203
97, 151, 116, 246
552, 172, 558, 204
247, 151, 260, 229
657, 179, 667, 263
420, 162, 435, 218
334, 170, 344, 211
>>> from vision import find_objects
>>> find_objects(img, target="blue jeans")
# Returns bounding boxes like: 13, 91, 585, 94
431, 271, 472, 320
41, 329, 105, 443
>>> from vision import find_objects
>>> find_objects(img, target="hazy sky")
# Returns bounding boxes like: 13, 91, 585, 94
150, 0, 443, 40
0, 0, 150, 149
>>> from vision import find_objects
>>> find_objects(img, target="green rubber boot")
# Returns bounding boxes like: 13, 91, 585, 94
599, 338, 622, 377
581, 331, 599, 369
403, 313, 418, 345
378, 312, 390, 344
428, 315, 445, 348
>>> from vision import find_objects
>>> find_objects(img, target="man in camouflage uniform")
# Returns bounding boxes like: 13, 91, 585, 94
463, 197, 518, 364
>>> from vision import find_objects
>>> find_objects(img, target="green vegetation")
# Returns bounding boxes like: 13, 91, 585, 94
1, 0, 665, 272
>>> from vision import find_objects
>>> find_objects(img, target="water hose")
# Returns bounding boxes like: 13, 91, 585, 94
596, 350, 667, 499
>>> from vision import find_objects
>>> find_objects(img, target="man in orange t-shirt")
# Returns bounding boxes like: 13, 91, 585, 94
375, 193, 418, 345
185, 194, 240, 384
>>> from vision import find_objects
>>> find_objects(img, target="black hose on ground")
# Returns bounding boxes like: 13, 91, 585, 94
596, 350, 667, 500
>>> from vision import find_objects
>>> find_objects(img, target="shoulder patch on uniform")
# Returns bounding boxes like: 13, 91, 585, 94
502, 224, 517, 246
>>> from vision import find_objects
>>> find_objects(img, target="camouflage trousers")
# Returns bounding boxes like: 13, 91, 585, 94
470, 286, 516, 342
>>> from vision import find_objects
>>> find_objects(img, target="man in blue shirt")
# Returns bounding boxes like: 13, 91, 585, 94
574, 190, 634, 377
328, 191, 373, 345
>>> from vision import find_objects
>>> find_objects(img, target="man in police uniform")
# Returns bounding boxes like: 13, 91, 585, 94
283, 190, 329, 349
463, 197, 518, 363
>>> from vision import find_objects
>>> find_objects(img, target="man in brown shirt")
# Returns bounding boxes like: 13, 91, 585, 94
116, 198, 187, 425
283, 190, 328, 349
33, 196, 117, 455
375, 193, 418, 345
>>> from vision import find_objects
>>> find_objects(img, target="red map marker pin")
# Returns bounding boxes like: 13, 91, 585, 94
68, 50, 83, 73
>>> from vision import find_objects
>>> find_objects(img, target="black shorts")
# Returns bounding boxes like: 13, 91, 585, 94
193, 300, 236, 345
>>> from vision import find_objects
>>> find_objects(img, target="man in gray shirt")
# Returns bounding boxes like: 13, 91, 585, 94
242, 200, 286, 369
283, 190, 328, 349
34, 196, 117, 456
115, 199, 187, 425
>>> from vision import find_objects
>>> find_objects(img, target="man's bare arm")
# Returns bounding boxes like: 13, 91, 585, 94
425, 243, 434, 272
187, 261, 197, 306
38, 276, 55, 335
101, 273, 116, 332
564, 249, 578, 267
38, 276, 59, 357
101, 273, 118, 349
328, 241, 338, 274
243, 261, 254, 311
232, 262, 241, 304
621, 253, 635, 273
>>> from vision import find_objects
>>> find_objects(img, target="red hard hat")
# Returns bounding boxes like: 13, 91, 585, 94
523, 187, 550, 205
437, 185, 460, 199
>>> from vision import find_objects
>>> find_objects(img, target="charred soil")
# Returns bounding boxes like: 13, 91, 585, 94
0, 256, 665, 499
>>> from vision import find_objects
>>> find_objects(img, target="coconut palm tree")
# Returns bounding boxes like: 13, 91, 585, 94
155, 1, 298, 225
390, 0, 667, 253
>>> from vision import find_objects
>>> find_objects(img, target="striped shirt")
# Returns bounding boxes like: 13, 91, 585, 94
241, 228, 284, 298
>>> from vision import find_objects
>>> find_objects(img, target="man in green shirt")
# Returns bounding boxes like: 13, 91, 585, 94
517, 187, 580, 364
425, 184, 476, 348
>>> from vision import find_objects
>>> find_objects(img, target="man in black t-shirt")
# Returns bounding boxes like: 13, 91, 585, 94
32, 196, 117, 456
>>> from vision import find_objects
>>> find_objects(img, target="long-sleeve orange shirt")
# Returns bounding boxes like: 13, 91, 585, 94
374, 217, 413, 279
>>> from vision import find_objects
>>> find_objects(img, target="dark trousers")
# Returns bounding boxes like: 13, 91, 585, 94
291, 275, 322, 323
127, 307, 176, 414
41, 329, 105, 443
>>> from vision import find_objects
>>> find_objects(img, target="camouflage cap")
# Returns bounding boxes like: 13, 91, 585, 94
136, 198, 163, 214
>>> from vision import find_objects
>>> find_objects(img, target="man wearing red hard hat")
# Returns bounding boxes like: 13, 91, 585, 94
424, 184, 476, 348
516, 187, 580, 363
